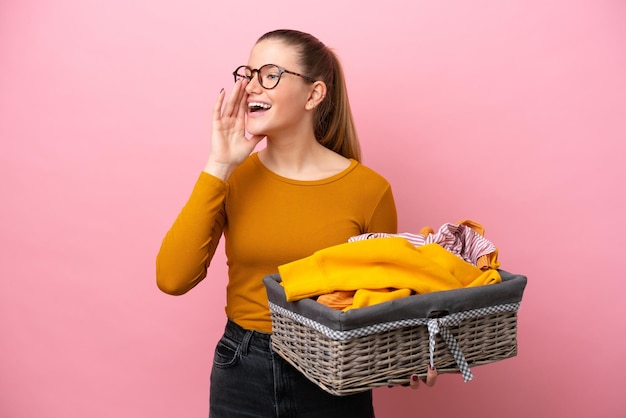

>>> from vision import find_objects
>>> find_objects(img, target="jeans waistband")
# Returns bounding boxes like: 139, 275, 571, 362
223, 319, 271, 350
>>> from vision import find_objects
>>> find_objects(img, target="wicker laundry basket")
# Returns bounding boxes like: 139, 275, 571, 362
263, 270, 527, 396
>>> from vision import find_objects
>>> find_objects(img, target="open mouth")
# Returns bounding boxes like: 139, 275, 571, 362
248, 102, 272, 113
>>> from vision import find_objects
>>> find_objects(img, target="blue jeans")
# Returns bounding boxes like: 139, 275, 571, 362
209, 319, 375, 418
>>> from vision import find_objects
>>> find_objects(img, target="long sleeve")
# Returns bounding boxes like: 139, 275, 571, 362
155, 154, 399, 332
156, 172, 227, 295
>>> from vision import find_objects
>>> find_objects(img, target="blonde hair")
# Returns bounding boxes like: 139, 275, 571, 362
257, 29, 362, 162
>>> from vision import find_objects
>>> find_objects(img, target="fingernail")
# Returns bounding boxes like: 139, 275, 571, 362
411, 374, 418, 381
219, 88, 224, 94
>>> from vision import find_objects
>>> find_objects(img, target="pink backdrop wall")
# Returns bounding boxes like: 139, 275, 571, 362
2, 1, 625, 417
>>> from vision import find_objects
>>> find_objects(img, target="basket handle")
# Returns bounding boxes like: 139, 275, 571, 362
427, 310, 450, 318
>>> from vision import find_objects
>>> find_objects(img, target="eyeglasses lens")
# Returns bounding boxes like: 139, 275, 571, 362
259, 65, 281, 89
234, 65, 281, 89
235, 67, 251, 83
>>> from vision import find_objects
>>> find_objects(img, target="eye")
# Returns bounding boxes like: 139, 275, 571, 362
265, 72, 280, 80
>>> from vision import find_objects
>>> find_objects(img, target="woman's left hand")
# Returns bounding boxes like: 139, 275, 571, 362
409, 366, 438, 389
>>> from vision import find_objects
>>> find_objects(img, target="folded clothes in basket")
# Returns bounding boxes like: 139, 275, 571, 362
278, 237, 501, 309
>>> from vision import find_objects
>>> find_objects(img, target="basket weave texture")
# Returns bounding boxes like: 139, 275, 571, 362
263, 270, 527, 396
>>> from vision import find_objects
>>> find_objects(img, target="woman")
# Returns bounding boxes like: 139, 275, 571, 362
156, 29, 435, 418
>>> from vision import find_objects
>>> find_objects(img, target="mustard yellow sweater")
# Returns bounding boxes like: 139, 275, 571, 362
156, 153, 397, 332
278, 238, 501, 304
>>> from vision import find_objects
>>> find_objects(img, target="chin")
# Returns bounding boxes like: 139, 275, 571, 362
246, 120, 266, 135
247, 128, 268, 137
246, 123, 270, 137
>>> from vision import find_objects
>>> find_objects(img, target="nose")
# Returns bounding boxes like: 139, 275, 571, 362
245, 74, 262, 93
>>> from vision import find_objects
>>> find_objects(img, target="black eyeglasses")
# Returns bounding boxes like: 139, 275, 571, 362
232, 64, 316, 89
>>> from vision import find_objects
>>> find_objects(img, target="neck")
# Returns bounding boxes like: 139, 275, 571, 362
261, 135, 322, 171
258, 134, 350, 181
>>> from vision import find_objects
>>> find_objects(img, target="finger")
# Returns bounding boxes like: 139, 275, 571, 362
409, 374, 420, 389
221, 79, 243, 118
212, 88, 225, 121
238, 78, 249, 103
236, 80, 249, 120
232, 78, 247, 111
425, 366, 438, 387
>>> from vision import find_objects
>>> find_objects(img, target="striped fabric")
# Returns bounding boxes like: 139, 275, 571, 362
348, 222, 496, 267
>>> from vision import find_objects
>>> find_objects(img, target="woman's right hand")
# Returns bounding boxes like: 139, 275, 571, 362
204, 79, 265, 180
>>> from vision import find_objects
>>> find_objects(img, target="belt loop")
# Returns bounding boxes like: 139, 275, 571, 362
241, 330, 253, 356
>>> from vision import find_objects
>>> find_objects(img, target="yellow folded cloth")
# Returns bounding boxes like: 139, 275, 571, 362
316, 291, 356, 310
279, 238, 501, 303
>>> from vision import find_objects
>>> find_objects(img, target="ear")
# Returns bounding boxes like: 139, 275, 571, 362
305, 81, 327, 110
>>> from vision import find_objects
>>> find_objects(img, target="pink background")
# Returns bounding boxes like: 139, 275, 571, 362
2, 1, 625, 417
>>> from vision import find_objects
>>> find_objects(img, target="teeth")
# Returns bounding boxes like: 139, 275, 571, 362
248, 102, 271, 109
